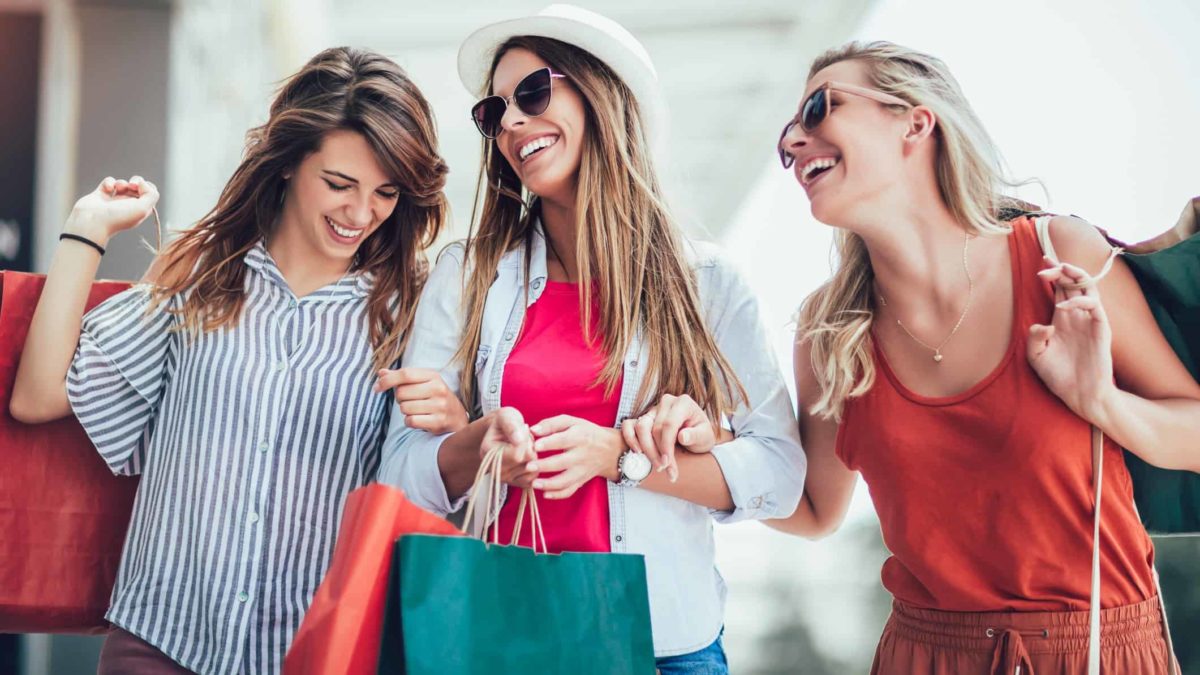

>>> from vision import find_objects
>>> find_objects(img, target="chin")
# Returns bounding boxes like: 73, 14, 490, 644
807, 194, 835, 225
526, 163, 577, 201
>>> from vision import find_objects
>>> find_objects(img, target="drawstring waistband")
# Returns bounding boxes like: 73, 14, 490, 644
884, 596, 1167, 674
988, 627, 1043, 675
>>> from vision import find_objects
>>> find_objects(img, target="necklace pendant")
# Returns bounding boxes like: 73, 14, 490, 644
933, 353, 944, 363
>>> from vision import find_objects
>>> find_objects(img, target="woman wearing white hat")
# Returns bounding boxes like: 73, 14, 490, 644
376, 4, 806, 672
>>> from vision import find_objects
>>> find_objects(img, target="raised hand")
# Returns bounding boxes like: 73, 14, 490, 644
65, 176, 159, 246
1027, 260, 1115, 421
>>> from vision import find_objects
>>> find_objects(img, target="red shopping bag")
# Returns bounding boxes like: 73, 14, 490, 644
283, 483, 462, 675
0, 271, 139, 633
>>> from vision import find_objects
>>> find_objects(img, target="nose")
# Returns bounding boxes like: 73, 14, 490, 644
348, 192, 374, 229
781, 120, 810, 158
499, 99, 527, 136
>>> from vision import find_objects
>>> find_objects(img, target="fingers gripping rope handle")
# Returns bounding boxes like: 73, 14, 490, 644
460, 444, 548, 553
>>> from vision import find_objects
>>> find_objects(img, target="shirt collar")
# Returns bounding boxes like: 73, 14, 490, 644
243, 240, 372, 302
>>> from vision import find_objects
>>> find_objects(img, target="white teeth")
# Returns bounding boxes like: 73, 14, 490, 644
326, 217, 363, 240
519, 136, 558, 160
801, 157, 839, 184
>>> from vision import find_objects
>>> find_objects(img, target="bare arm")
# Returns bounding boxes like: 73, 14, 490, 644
765, 337, 857, 538
10, 177, 159, 424
637, 449, 734, 511
1035, 216, 1200, 471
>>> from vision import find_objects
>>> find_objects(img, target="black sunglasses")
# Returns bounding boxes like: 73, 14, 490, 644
778, 81, 911, 169
471, 67, 567, 139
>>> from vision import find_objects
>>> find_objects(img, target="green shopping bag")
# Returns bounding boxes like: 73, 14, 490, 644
376, 447, 656, 674
1116, 201, 1200, 535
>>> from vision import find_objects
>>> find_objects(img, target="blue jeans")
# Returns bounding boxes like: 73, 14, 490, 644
654, 631, 729, 675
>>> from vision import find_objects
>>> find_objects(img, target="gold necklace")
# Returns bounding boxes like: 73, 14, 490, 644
876, 235, 973, 364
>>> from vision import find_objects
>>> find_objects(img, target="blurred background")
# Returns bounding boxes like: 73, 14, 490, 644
1, 0, 1197, 672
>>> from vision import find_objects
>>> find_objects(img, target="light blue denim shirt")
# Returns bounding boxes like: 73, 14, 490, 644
378, 225, 806, 657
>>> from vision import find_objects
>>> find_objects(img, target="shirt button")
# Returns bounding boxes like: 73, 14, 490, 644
489, 385, 498, 394
237, 592, 249, 603
614, 535, 623, 543
248, 512, 259, 524
288, 299, 297, 309
275, 361, 286, 373
750, 496, 763, 508
504, 332, 514, 341
629, 360, 639, 368
258, 441, 269, 453
532, 279, 542, 290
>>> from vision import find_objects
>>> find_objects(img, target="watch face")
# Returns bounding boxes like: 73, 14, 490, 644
623, 451, 652, 481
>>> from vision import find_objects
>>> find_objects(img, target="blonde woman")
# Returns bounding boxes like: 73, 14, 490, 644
376, 5, 805, 672
770, 41, 1199, 673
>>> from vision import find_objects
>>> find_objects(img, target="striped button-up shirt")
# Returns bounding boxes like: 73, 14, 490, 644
67, 242, 391, 674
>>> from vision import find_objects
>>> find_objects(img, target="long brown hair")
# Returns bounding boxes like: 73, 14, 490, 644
151, 46, 448, 369
454, 36, 746, 421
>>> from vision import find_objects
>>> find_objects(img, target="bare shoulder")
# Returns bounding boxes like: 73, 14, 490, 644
1045, 214, 1115, 274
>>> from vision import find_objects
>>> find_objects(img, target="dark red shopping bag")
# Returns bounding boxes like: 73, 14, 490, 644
283, 483, 462, 675
0, 271, 139, 633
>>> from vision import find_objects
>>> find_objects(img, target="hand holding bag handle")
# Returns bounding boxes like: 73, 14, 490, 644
460, 444, 548, 553
1033, 215, 1179, 675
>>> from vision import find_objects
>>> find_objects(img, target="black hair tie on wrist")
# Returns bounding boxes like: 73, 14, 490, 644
59, 233, 106, 256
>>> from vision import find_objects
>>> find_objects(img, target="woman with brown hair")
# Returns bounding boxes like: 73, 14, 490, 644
770, 41, 1198, 673
11, 47, 466, 674
376, 6, 806, 672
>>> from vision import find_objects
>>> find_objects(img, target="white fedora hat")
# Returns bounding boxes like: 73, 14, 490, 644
457, 4, 666, 147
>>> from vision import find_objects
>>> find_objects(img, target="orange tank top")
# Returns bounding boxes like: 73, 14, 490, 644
837, 216, 1155, 612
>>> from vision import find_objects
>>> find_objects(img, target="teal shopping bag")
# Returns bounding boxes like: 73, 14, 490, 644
376, 446, 656, 674
1118, 209, 1200, 535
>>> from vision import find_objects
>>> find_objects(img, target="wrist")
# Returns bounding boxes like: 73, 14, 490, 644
1082, 383, 1122, 428
63, 213, 113, 248
451, 406, 470, 433
604, 428, 626, 483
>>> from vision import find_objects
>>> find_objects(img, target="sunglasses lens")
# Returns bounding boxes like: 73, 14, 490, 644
513, 68, 554, 117
779, 120, 797, 169
472, 97, 505, 138
801, 88, 828, 132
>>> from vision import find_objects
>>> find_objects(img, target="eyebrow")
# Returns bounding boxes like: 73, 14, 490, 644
321, 169, 398, 189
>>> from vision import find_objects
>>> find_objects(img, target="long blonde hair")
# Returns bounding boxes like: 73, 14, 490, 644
454, 36, 746, 421
151, 47, 448, 370
798, 41, 1025, 421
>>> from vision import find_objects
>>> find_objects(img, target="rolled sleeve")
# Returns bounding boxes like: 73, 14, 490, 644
376, 244, 473, 516
66, 285, 178, 476
693, 247, 807, 523
377, 411, 462, 516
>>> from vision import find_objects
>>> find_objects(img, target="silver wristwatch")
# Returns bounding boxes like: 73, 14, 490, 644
617, 449, 652, 488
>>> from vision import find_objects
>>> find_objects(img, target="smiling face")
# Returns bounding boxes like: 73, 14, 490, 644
279, 128, 401, 267
489, 48, 588, 206
780, 59, 915, 225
